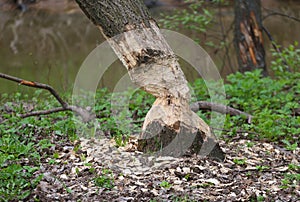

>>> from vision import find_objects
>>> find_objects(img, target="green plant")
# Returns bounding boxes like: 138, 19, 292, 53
94, 169, 114, 189
218, 66, 300, 143
246, 171, 252, 177
246, 142, 255, 148
159, 0, 222, 34
256, 195, 265, 202
53, 152, 60, 159
271, 41, 300, 76
199, 183, 212, 188
288, 163, 300, 171
48, 159, 57, 165
184, 174, 191, 180
0, 164, 42, 201
282, 139, 298, 151
256, 165, 270, 172
73, 144, 81, 153
159, 180, 172, 189
281, 173, 300, 189
233, 158, 247, 165
38, 139, 55, 150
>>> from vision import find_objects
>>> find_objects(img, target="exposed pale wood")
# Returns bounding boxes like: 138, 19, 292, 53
75, 0, 224, 159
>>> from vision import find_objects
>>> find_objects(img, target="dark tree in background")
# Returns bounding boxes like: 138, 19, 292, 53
234, 0, 267, 75
75, 0, 224, 160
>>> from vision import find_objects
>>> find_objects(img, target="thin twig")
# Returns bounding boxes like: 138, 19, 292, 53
0, 72, 94, 122
263, 9, 300, 23
262, 26, 290, 71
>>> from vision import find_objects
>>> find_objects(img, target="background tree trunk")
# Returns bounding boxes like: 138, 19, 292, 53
234, 0, 267, 75
75, 0, 224, 160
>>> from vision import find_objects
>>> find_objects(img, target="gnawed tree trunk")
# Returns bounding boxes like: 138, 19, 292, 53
234, 0, 267, 75
75, 0, 224, 160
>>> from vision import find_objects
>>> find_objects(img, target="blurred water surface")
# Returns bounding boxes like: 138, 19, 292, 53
0, 0, 300, 95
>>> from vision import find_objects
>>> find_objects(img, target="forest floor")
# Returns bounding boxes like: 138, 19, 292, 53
0, 100, 299, 201
1, 0, 299, 201
28, 131, 299, 201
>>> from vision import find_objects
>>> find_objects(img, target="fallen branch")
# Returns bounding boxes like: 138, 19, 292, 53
0, 73, 94, 122
190, 101, 252, 123
1, 73, 252, 123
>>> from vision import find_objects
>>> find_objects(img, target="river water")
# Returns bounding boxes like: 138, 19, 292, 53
0, 0, 300, 95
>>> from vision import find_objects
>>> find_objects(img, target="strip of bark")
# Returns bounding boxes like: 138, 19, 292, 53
0, 72, 93, 121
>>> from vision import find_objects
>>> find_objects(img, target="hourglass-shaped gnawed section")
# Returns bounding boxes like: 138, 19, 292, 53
75, 0, 224, 160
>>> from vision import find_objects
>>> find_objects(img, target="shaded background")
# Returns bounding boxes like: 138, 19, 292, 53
0, 0, 300, 94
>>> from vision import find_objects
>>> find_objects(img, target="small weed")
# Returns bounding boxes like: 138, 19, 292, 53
84, 163, 92, 166
80, 154, 86, 161
38, 139, 55, 150
233, 158, 247, 165
62, 183, 72, 194
94, 169, 114, 189
84, 163, 96, 173
48, 159, 57, 165
288, 163, 300, 171
73, 144, 81, 153
280, 173, 300, 188
199, 183, 212, 188
256, 165, 270, 172
184, 174, 191, 180
75, 167, 80, 175
53, 152, 60, 159
89, 167, 96, 174
246, 141, 255, 148
257, 195, 265, 202
282, 139, 298, 151
159, 180, 172, 189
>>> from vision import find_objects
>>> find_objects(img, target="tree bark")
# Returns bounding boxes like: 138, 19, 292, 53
234, 0, 267, 75
75, 0, 224, 160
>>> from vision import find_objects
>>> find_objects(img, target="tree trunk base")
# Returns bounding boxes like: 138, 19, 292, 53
74, 0, 225, 162
137, 120, 225, 161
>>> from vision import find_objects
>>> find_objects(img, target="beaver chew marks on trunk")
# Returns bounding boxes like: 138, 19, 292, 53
75, 0, 225, 161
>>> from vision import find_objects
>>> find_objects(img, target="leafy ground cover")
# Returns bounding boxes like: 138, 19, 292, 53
0, 44, 299, 201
